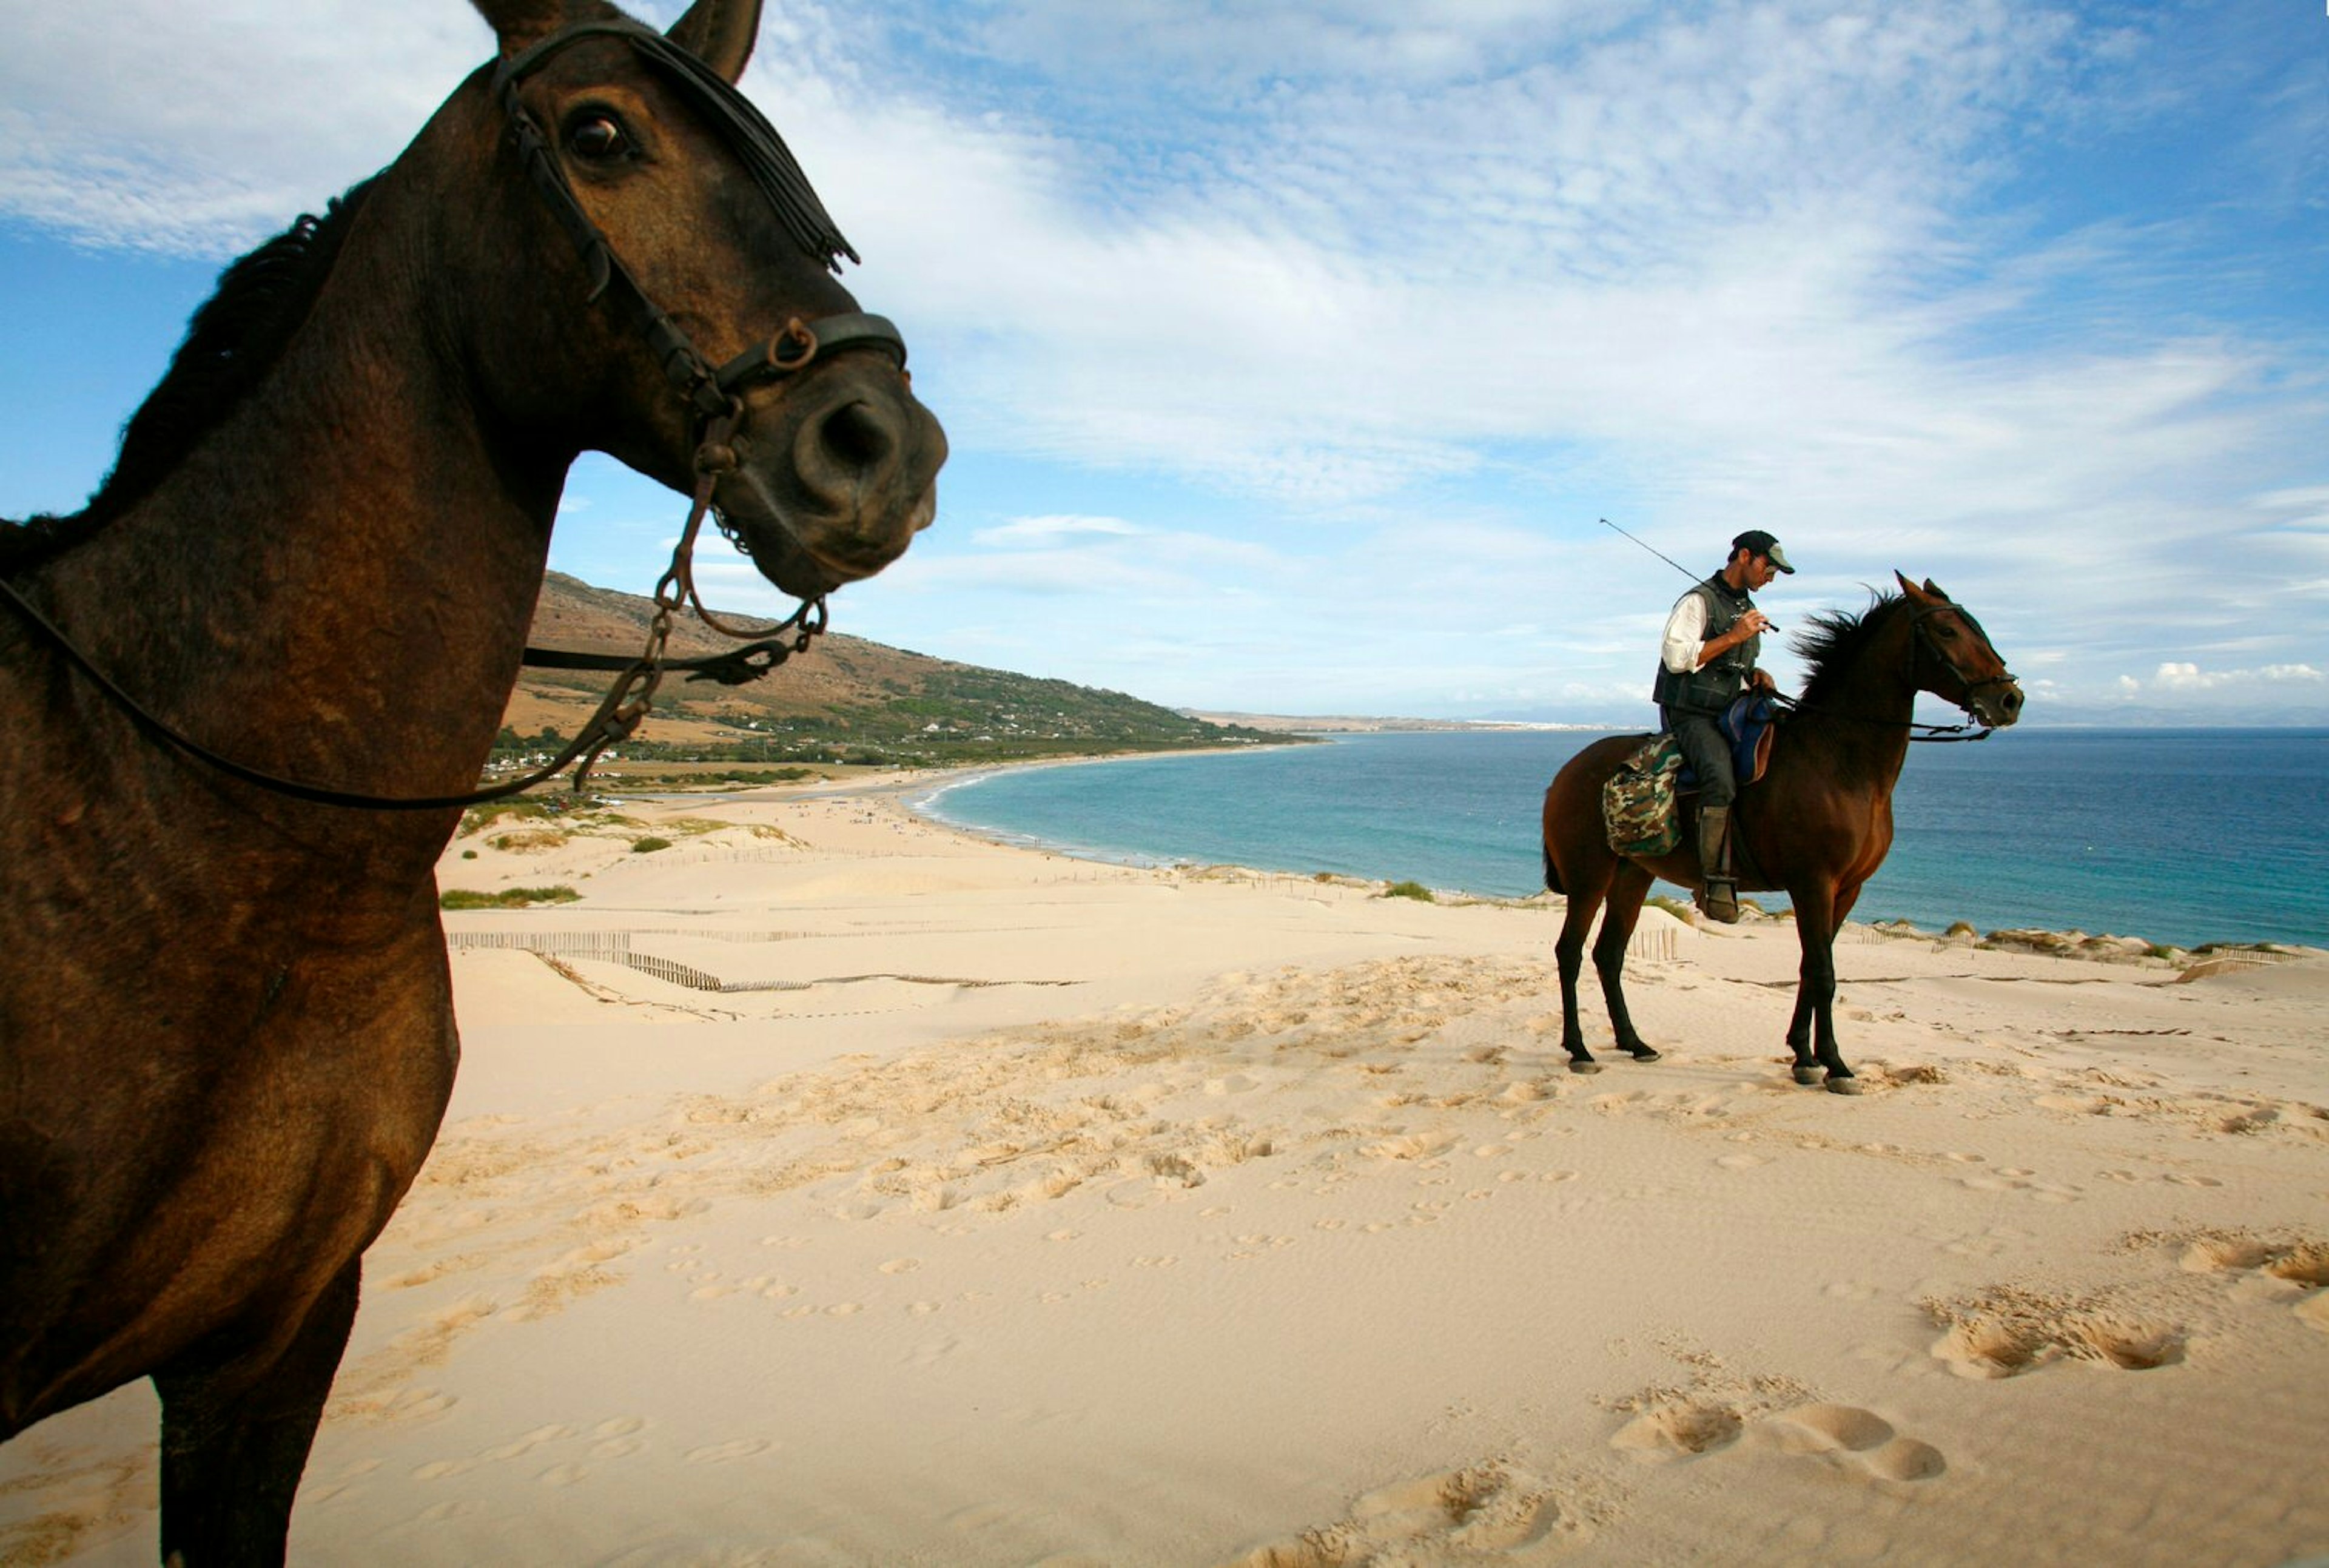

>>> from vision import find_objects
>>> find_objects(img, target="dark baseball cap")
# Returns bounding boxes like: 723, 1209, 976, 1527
1732, 529, 1795, 573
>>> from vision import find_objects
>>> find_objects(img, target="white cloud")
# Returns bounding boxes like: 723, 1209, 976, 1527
972, 514, 1146, 547
0, 3, 490, 254
2142, 662, 2324, 693
7, 0, 2323, 718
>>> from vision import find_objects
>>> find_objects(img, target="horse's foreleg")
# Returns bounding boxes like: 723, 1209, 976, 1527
156, 1258, 362, 1566
1787, 888, 1859, 1095
1784, 983, 1818, 1080
1591, 861, 1662, 1063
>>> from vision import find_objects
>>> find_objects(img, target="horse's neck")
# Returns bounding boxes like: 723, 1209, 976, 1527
1791, 623, 1917, 788
38, 192, 563, 809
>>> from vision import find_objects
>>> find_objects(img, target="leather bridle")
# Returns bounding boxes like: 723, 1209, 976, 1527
1764, 595, 2019, 743
0, 20, 911, 812
1904, 600, 2019, 723
489, 17, 909, 431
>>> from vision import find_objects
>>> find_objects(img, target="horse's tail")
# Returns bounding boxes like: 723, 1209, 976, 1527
1542, 841, 1565, 896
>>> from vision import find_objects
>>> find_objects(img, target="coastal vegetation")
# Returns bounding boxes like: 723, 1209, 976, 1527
439, 886, 580, 910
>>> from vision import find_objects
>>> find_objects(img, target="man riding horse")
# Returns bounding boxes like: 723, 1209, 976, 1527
1653, 528, 1792, 922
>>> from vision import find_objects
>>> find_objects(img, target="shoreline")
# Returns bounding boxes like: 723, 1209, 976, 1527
798, 749, 2328, 959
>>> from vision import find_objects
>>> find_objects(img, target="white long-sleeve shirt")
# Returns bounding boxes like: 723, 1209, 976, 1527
1661, 590, 1712, 675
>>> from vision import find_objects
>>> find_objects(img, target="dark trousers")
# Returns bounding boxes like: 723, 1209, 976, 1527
1661, 705, 1736, 808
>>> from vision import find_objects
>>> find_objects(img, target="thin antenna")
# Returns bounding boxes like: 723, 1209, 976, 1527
1599, 517, 1695, 581
1600, 517, 1780, 630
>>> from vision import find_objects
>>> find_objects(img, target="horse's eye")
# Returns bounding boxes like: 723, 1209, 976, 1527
1937, 624, 1958, 638
567, 113, 628, 161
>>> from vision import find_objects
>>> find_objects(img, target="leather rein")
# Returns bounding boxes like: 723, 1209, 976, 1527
0, 19, 909, 813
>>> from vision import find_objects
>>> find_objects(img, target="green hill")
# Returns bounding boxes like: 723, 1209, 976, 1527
497, 573, 1292, 775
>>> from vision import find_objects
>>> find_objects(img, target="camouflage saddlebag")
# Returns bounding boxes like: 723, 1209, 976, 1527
1602, 735, 1684, 858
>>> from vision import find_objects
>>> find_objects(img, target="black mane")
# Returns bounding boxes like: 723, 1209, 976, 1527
1789, 591, 1906, 709
1, 178, 375, 572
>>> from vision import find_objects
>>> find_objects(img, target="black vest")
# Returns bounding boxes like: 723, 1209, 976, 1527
1653, 575, 1759, 715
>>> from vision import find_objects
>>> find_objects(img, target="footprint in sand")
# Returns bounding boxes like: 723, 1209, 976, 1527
1610, 1401, 1743, 1461
479, 1424, 577, 1463
2174, 1232, 2329, 1328
355, 1386, 459, 1424
683, 1438, 770, 1464
1957, 1168, 2083, 1203
586, 1416, 648, 1453
1758, 1404, 1946, 1484
1929, 1300, 2184, 1378
1223, 1462, 1567, 1563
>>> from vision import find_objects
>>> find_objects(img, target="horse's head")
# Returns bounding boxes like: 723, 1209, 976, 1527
1895, 572, 2023, 729
460, 0, 944, 599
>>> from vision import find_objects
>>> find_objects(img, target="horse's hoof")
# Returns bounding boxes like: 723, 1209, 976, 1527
1619, 1045, 1662, 1063
1790, 1063, 1822, 1086
1568, 1058, 1603, 1075
1825, 1074, 1864, 1097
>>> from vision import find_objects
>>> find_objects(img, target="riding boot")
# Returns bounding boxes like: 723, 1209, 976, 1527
1696, 804, 1741, 924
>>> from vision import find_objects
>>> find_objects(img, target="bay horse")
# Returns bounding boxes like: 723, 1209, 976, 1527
0, 1, 944, 1560
1541, 574, 2021, 1094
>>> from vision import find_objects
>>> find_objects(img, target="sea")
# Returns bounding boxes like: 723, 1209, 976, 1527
911, 728, 2329, 951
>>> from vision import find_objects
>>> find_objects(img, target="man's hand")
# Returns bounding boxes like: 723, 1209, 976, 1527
1736, 608, 1771, 638
1750, 668, 1777, 693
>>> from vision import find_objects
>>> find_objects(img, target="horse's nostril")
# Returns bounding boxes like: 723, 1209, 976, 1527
816, 399, 894, 476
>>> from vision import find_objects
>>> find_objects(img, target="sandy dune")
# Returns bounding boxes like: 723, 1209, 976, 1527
5, 780, 2325, 1566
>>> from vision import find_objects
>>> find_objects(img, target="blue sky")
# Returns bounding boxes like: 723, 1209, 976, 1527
3, 0, 2324, 724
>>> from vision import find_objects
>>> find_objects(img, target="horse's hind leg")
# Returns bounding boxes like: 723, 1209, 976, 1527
1553, 875, 1607, 1070
156, 1258, 362, 1566
1591, 860, 1662, 1062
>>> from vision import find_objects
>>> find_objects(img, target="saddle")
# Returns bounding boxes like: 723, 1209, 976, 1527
1601, 695, 1779, 860
1678, 693, 1778, 794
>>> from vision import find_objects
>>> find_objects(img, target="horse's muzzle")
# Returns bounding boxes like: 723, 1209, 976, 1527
718, 358, 946, 597
1971, 679, 2025, 728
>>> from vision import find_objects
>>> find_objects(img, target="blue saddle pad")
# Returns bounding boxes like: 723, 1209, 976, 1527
1676, 694, 1778, 792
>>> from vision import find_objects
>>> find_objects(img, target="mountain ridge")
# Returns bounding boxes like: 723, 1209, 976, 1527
503, 573, 1289, 768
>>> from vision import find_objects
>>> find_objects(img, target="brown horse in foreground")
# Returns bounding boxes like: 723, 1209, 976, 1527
1542, 574, 2021, 1094
0, 1, 943, 1559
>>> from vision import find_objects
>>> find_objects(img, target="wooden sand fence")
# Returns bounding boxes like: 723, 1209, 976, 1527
446, 929, 1067, 995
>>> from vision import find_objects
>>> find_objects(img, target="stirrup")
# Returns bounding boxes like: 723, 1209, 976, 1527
1698, 878, 1741, 924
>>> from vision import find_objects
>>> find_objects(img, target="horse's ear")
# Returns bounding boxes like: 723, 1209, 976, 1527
668, 0, 763, 82
1923, 577, 1948, 599
1895, 570, 1936, 602
471, 0, 574, 55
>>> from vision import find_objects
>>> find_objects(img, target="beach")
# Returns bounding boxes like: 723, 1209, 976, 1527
4, 777, 2325, 1566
